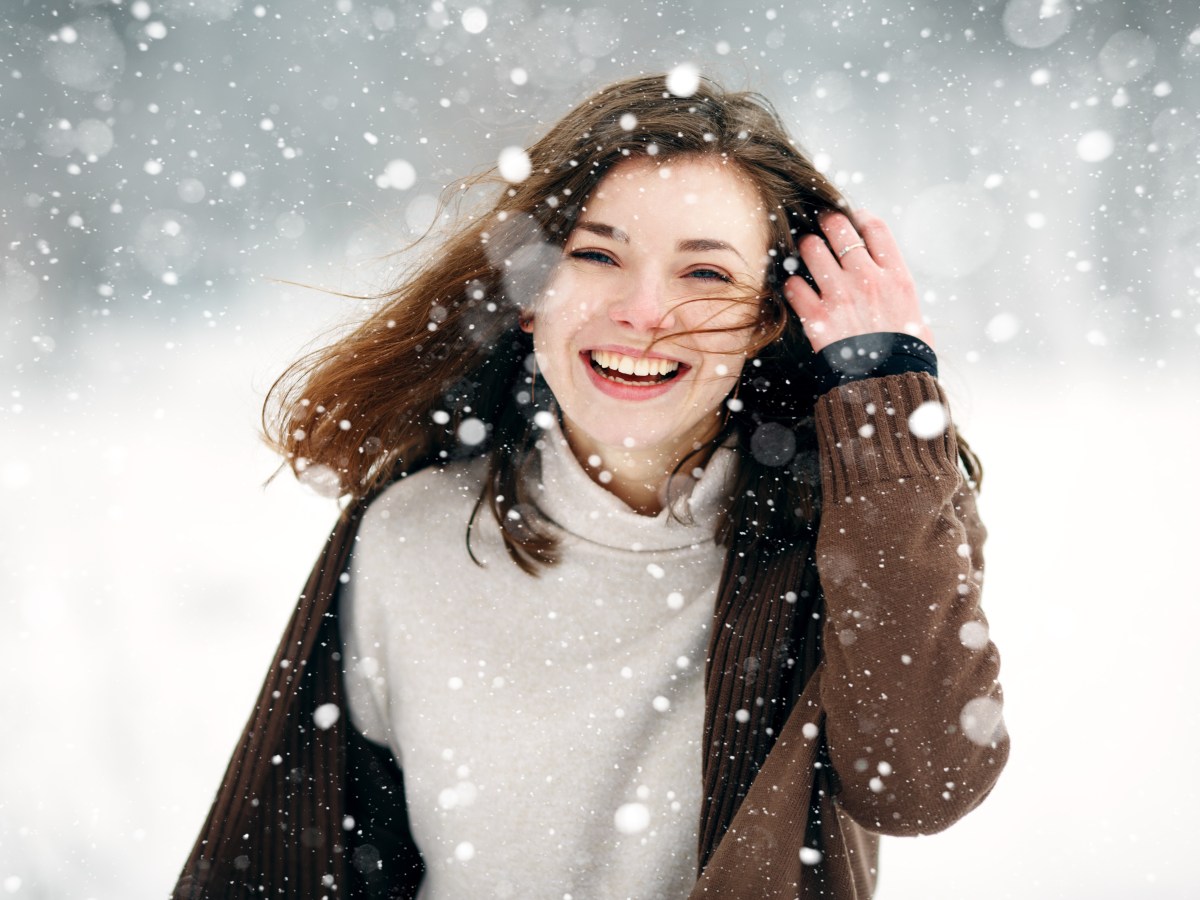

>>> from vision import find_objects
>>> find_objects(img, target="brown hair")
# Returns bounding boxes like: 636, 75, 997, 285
263, 73, 980, 573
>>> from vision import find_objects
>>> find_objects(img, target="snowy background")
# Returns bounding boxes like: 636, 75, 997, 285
2, 0, 1199, 897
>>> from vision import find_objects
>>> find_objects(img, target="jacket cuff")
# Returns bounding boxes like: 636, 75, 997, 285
811, 332, 937, 398
814, 371, 960, 500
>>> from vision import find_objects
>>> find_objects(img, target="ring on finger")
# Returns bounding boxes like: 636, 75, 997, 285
838, 240, 867, 260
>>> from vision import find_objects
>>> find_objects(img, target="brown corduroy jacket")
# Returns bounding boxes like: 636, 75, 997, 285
174, 372, 1008, 899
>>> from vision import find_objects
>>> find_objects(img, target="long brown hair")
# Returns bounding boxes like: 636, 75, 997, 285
263, 73, 979, 573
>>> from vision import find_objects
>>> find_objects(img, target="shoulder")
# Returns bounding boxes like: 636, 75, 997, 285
347, 455, 493, 594
359, 455, 490, 546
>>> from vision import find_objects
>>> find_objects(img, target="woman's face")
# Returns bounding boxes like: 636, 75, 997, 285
530, 155, 771, 467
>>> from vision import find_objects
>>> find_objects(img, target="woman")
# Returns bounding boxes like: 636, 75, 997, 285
175, 73, 1007, 899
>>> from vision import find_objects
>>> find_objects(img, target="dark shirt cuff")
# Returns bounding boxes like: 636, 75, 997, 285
812, 332, 938, 397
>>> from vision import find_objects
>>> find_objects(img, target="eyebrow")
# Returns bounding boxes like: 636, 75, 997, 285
678, 237, 747, 264
574, 221, 748, 264
574, 221, 630, 243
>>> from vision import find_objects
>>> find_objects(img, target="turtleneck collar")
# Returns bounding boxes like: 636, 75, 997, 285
527, 423, 735, 553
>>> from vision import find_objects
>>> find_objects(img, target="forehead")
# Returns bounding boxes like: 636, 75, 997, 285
584, 156, 770, 249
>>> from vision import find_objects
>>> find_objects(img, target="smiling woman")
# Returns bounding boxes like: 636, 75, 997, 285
175, 73, 1008, 900
529, 157, 769, 513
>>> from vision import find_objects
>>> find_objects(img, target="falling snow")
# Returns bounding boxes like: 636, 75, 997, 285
613, 802, 651, 835
2, 1, 1198, 897
313, 702, 340, 730
497, 146, 533, 184
907, 400, 949, 439
665, 64, 701, 98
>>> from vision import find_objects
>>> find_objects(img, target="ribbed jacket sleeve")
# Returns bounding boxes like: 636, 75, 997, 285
691, 371, 1006, 899
812, 371, 1007, 836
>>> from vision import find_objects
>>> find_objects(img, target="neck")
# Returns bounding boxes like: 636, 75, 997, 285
560, 421, 719, 517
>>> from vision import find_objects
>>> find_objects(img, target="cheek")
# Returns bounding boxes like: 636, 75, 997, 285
721, 364, 746, 393
691, 360, 745, 409
686, 327, 757, 365
529, 305, 583, 380
536, 271, 603, 327
678, 295, 764, 340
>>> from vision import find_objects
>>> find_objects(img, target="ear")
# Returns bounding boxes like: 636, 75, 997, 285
518, 312, 535, 333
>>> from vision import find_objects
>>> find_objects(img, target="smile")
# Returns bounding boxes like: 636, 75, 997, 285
589, 349, 681, 384
581, 349, 688, 400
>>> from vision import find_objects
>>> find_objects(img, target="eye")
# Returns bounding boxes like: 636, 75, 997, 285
686, 267, 733, 283
569, 249, 616, 265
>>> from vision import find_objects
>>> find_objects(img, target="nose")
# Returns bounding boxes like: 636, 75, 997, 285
607, 272, 678, 333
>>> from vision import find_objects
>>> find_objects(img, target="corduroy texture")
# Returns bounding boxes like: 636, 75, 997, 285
173, 500, 427, 900
173, 508, 358, 899
697, 538, 822, 868
175, 372, 1006, 899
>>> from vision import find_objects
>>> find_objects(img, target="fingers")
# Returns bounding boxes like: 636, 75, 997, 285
813, 209, 905, 271
847, 210, 904, 269
819, 211, 873, 268
793, 210, 875, 302
782, 270, 821, 317
795, 231, 842, 290
781, 273, 835, 351
784, 208, 926, 353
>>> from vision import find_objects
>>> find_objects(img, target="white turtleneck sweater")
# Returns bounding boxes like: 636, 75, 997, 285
341, 429, 733, 900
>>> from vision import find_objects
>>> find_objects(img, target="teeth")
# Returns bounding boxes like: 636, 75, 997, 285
591, 350, 679, 377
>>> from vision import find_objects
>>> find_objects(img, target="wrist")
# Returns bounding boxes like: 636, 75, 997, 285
810, 332, 938, 397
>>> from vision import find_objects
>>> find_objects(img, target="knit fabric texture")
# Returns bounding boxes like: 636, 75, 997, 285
174, 372, 1007, 900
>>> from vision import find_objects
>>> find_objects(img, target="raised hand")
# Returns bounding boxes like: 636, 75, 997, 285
783, 210, 933, 353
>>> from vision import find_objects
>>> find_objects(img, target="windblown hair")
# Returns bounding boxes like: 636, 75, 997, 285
263, 73, 980, 574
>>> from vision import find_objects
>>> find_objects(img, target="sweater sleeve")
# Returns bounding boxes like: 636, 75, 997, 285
811, 371, 1008, 836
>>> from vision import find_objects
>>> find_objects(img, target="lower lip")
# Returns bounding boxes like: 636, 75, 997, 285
580, 352, 686, 401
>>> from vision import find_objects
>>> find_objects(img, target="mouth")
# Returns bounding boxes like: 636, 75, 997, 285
586, 349, 687, 387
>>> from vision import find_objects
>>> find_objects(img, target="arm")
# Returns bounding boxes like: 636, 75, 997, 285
785, 210, 1008, 835
813, 371, 1007, 835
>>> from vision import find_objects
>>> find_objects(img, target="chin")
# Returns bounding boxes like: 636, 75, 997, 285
573, 410, 721, 461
